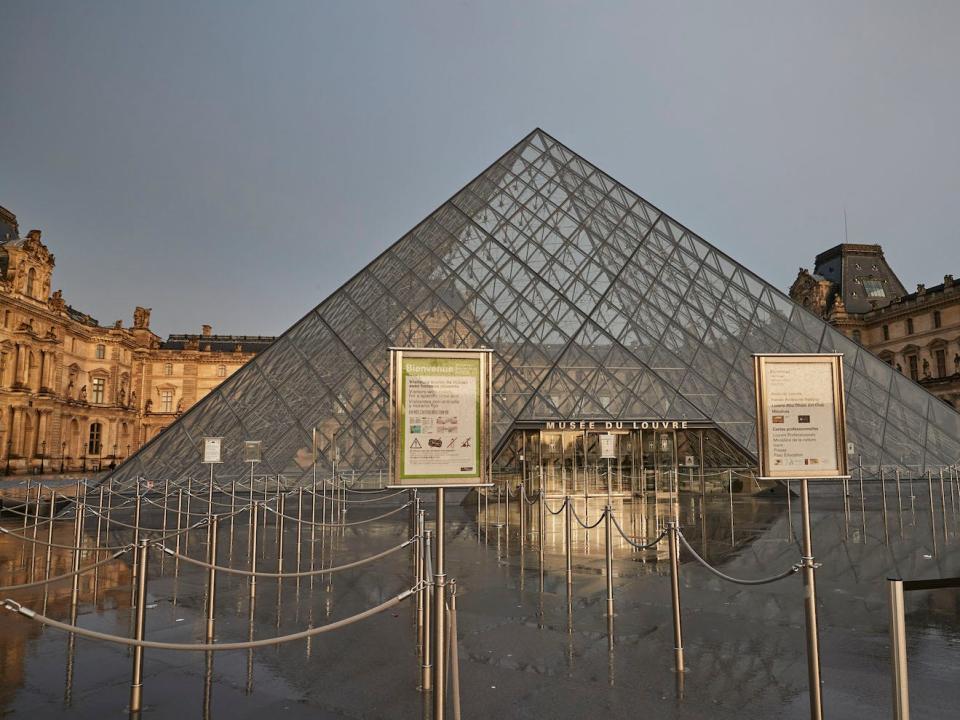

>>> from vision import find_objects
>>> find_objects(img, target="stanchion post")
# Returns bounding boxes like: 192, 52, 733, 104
519, 481, 526, 547
888, 578, 909, 720
422, 529, 433, 692
249, 502, 259, 600
448, 580, 461, 720
666, 520, 684, 675
205, 515, 219, 643
604, 506, 614, 625
433, 488, 447, 720
538, 492, 546, 582
70, 496, 84, 611
129, 539, 149, 714
799, 478, 824, 720
564, 497, 573, 592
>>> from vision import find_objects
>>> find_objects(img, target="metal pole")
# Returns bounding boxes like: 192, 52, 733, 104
448, 580, 461, 720
422, 529, 433, 692
667, 520, 684, 675
416, 508, 425, 661
604, 506, 614, 626
799, 478, 824, 720
205, 515, 219, 643
433, 488, 447, 720
208, 463, 214, 518
538, 492, 546, 585
70, 497, 84, 611
938, 468, 948, 544
888, 579, 910, 720
880, 467, 890, 546
249, 502, 259, 600
129, 540, 149, 714
565, 497, 573, 591
519, 481, 526, 547
895, 468, 904, 538
927, 471, 938, 556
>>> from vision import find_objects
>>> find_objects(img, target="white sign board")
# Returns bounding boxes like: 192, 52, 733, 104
202, 437, 223, 464
753, 354, 848, 479
390, 348, 491, 488
243, 440, 262, 464
599, 434, 617, 459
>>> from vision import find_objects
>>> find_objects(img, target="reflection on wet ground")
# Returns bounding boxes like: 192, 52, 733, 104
0, 479, 957, 719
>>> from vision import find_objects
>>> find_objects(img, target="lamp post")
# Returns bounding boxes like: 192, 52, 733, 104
60, 442, 66, 473
4, 439, 11, 476
39, 440, 46, 474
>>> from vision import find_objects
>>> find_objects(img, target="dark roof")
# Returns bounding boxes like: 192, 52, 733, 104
161, 334, 275, 353
813, 243, 907, 313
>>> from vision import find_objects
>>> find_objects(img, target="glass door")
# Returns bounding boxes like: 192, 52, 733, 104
654, 431, 677, 496
540, 432, 563, 495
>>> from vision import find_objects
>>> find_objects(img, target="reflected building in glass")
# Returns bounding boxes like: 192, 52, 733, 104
108, 129, 960, 494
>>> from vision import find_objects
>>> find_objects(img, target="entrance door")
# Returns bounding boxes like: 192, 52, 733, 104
640, 430, 677, 495
583, 432, 630, 497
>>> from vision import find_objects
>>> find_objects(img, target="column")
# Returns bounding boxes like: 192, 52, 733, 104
36, 410, 51, 458
13, 344, 26, 387
9, 407, 24, 457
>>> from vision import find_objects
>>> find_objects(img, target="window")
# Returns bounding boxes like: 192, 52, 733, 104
933, 310, 942, 329
908, 355, 918, 381
161, 390, 174, 412
882, 324, 889, 341
906, 318, 914, 335
935, 348, 947, 377
26, 267, 36, 297
863, 279, 886, 298
164, 363, 173, 376
91, 377, 105, 404
88, 422, 102, 455
96, 344, 106, 359
852, 330, 861, 343
2, 310, 9, 327
217, 365, 227, 377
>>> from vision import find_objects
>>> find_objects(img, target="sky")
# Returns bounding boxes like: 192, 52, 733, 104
2, 1, 958, 338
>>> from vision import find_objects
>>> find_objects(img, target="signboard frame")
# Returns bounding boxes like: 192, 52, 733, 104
753, 353, 849, 480
388, 347, 492, 489
201, 437, 223, 465
243, 440, 262, 464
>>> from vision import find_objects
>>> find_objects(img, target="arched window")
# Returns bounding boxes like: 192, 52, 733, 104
26, 267, 36, 297
88, 422, 102, 454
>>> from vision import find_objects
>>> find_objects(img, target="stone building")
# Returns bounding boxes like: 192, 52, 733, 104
0, 205, 273, 474
790, 243, 960, 410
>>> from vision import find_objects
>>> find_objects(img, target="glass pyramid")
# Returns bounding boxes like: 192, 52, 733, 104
111, 129, 960, 484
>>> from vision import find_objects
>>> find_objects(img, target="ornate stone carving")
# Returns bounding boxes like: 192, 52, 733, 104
133, 306, 152, 329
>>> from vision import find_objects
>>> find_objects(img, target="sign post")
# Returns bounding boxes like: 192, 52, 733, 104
389, 348, 492, 720
201, 438, 223, 517
753, 353, 848, 720
600, 433, 616, 504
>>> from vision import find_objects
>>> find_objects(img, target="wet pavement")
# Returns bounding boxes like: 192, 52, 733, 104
0, 479, 958, 719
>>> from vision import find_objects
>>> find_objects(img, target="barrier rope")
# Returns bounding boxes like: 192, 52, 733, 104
543, 498, 568, 516
264, 501, 410, 528
155, 536, 417, 578
570, 505, 604, 530
0, 524, 134, 552
0, 548, 132, 591
676, 530, 801, 585
609, 514, 668, 550
1, 586, 418, 651
302, 488, 408, 504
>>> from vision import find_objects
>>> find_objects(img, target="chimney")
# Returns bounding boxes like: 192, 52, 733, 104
202, 324, 212, 337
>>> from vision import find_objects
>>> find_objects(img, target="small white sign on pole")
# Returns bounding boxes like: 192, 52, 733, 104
201, 437, 223, 464
243, 440, 262, 464
599, 433, 617, 459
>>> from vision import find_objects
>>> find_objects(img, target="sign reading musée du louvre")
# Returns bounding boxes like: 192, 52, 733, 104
390, 348, 491, 487
753, 354, 848, 479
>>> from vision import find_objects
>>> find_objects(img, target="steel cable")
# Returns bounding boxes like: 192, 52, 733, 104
0, 548, 131, 591
676, 530, 800, 585
609, 514, 668, 550
1, 587, 417, 651
154, 536, 417, 578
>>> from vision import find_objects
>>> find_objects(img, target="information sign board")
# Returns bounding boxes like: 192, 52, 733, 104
599, 434, 616, 459
753, 354, 848, 479
201, 437, 223, 464
389, 348, 492, 488
243, 440, 262, 464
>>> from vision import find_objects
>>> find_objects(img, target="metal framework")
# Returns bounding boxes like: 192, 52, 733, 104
108, 129, 960, 484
